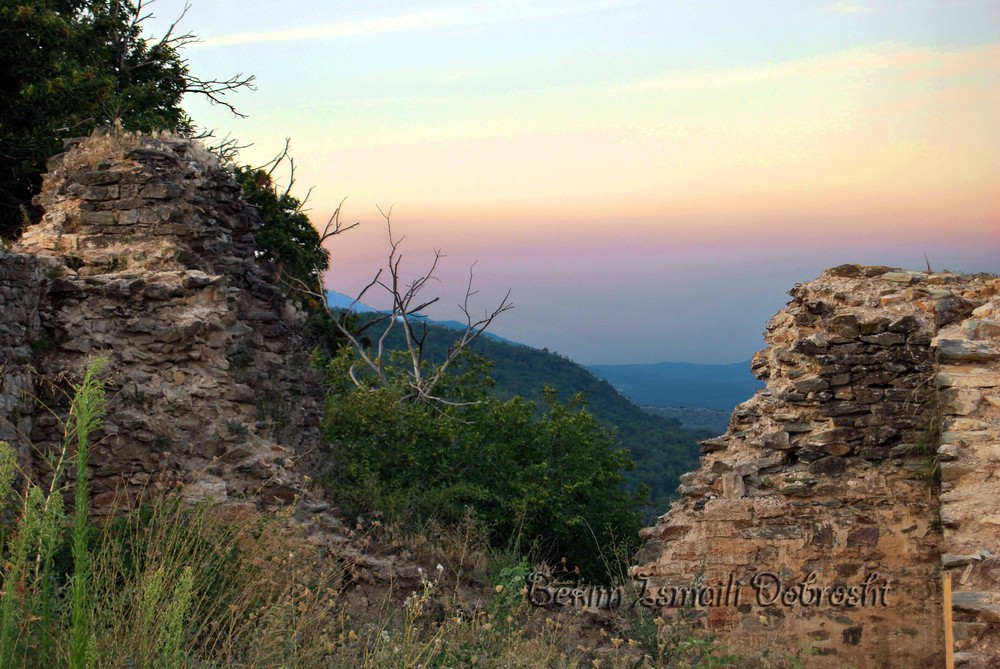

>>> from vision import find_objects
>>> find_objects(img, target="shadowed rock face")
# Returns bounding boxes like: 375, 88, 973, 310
1, 134, 326, 512
637, 265, 1000, 668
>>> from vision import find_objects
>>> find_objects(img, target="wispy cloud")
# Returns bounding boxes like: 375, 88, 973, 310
829, 0, 982, 14
195, 0, 636, 48
624, 43, 1000, 91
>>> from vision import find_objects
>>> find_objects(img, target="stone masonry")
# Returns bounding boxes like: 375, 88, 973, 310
935, 293, 1000, 667
2, 133, 326, 512
0, 252, 50, 455
636, 265, 1000, 668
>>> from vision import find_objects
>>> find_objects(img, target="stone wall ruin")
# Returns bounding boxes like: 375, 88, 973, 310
1, 133, 326, 512
637, 265, 1000, 668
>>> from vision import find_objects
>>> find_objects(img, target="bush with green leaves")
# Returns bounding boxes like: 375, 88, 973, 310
233, 164, 329, 305
322, 348, 648, 580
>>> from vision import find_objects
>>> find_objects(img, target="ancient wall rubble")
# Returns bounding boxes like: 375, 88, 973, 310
2, 133, 327, 513
637, 265, 1000, 668
935, 293, 1000, 668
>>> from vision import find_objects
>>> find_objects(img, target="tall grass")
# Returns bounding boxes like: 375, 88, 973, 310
0, 359, 347, 667
69, 359, 106, 667
0, 359, 769, 668
0, 358, 107, 669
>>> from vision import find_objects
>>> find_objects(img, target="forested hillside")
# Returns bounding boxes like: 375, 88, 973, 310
333, 307, 705, 513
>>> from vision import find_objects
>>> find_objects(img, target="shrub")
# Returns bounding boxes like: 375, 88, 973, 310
322, 348, 647, 581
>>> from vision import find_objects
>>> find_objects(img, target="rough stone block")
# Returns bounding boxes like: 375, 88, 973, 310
936, 368, 998, 389
859, 317, 891, 334
79, 211, 115, 226
935, 338, 1000, 363
882, 271, 922, 284
940, 388, 982, 415
810, 456, 846, 476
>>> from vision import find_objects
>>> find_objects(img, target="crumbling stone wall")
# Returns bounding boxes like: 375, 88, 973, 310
934, 291, 1000, 668
4, 133, 326, 512
0, 252, 51, 457
637, 265, 1000, 668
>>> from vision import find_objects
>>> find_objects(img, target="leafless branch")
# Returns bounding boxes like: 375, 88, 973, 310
319, 199, 361, 244
318, 208, 514, 403
198, 131, 252, 164
183, 74, 257, 117
282, 203, 512, 404
256, 139, 292, 175
140, 0, 256, 118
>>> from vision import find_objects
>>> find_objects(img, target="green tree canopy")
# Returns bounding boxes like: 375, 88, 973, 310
233, 164, 329, 304
0, 0, 251, 238
322, 349, 648, 580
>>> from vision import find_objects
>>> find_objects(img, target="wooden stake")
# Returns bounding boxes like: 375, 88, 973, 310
944, 571, 954, 669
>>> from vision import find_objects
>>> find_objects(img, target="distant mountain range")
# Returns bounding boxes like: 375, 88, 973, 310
642, 406, 732, 437
587, 360, 764, 412
324, 290, 375, 312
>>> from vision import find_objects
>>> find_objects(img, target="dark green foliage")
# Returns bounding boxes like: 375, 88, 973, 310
233, 165, 329, 307
0, 1, 193, 237
0, 1, 251, 239
470, 339, 705, 513
322, 349, 647, 580
330, 310, 703, 515
231, 163, 348, 358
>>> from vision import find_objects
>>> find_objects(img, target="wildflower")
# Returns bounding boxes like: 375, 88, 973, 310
611, 638, 623, 649
495, 584, 504, 593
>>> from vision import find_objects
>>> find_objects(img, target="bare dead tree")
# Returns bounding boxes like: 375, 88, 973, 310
290, 207, 513, 404
341, 207, 513, 403
200, 132, 251, 164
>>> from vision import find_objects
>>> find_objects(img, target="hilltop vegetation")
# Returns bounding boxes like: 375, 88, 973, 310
329, 308, 704, 515
0, 0, 253, 239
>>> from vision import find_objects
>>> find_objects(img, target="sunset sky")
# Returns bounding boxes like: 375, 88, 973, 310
147, 0, 999, 365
